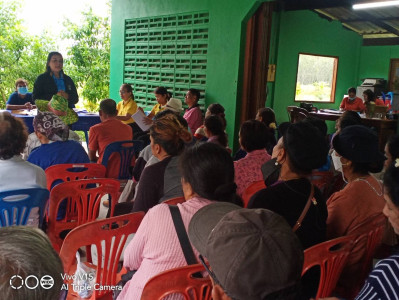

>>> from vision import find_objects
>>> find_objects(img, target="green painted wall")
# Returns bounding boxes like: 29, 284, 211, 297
269, 10, 363, 127
358, 45, 399, 82
110, 2, 399, 145
110, 0, 267, 147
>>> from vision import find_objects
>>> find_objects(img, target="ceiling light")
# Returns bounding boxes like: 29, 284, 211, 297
353, 1, 399, 9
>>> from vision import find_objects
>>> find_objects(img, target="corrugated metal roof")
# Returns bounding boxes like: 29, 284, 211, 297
315, 5, 399, 39
281, 0, 399, 44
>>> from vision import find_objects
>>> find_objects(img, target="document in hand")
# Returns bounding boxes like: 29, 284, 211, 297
132, 110, 151, 131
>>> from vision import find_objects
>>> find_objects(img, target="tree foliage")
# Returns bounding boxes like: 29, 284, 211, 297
62, 7, 110, 111
0, 0, 54, 108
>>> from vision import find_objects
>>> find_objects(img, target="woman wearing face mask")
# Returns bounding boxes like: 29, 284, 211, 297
248, 121, 328, 249
328, 125, 385, 237
6, 78, 35, 110
317, 160, 399, 300
339, 87, 365, 113
249, 121, 328, 299
327, 125, 385, 296
32, 52, 78, 108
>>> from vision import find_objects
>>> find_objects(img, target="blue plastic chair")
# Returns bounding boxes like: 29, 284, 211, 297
0, 188, 49, 227
101, 140, 144, 179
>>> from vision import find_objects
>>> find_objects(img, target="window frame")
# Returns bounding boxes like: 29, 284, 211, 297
294, 52, 339, 103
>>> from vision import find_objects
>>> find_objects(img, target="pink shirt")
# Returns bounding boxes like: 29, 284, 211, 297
234, 149, 271, 197
183, 106, 203, 134
118, 197, 213, 300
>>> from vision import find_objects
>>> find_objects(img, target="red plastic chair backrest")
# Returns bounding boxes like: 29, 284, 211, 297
47, 178, 120, 252
163, 196, 186, 205
345, 213, 387, 298
329, 173, 346, 196
302, 235, 355, 299
309, 171, 335, 199
242, 180, 266, 208
141, 263, 212, 300
60, 212, 145, 299
45, 163, 106, 191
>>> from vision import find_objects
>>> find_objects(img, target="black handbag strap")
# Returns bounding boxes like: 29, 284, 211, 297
169, 205, 198, 265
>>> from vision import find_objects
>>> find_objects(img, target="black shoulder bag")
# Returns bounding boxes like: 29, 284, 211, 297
169, 205, 198, 265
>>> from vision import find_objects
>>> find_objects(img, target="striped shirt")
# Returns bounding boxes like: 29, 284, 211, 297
356, 255, 399, 300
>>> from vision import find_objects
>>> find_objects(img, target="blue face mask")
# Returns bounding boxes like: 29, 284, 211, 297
18, 86, 28, 95
348, 97, 356, 101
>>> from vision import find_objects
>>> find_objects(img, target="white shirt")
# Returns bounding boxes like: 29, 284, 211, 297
0, 155, 47, 191
0, 155, 47, 226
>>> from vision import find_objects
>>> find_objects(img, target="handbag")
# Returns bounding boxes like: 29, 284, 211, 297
293, 183, 316, 232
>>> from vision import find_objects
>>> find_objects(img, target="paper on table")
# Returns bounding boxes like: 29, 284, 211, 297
132, 110, 151, 131
10, 109, 32, 115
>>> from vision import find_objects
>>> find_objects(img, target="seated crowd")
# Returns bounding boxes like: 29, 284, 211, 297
1, 79, 399, 300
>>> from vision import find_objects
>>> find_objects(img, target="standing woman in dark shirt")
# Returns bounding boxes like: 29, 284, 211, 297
32, 52, 79, 108
248, 121, 329, 249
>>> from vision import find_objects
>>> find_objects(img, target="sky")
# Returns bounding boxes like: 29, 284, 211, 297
18, 0, 110, 52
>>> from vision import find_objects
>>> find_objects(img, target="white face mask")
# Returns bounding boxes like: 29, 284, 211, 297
332, 150, 343, 172
332, 150, 348, 184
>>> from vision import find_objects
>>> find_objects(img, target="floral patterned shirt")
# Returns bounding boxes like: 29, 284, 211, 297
234, 149, 271, 197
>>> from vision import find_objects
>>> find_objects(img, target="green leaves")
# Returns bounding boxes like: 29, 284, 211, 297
62, 7, 110, 111
0, 1, 110, 111
0, 0, 54, 108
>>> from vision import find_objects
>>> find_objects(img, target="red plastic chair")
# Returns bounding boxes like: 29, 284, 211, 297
309, 171, 334, 199
329, 173, 346, 196
141, 264, 212, 300
302, 235, 355, 299
60, 212, 145, 300
241, 180, 266, 207
45, 163, 106, 191
343, 213, 387, 299
163, 196, 186, 205
47, 178, 120, 252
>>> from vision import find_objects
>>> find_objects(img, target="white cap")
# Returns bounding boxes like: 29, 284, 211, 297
165, 98, 183, 113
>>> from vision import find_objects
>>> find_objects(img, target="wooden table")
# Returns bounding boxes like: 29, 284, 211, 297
309, 110, 397, 151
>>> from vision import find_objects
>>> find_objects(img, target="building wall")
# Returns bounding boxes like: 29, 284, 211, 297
269, 10, 363, 124
110, 0, 267, 146
358, 45, 399, 81
110, 2, 399, 145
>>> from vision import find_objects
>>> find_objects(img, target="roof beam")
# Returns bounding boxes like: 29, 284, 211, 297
363, 37, 399, 46
280, 0, 354, 10
344, 17, 399, 23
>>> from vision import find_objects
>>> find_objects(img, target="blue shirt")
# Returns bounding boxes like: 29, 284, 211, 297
7, 92, 34, 105
356, 254, 399, 300
28, 140, 89, 171
28, 140, 90, 220
52, 74, 65, 92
